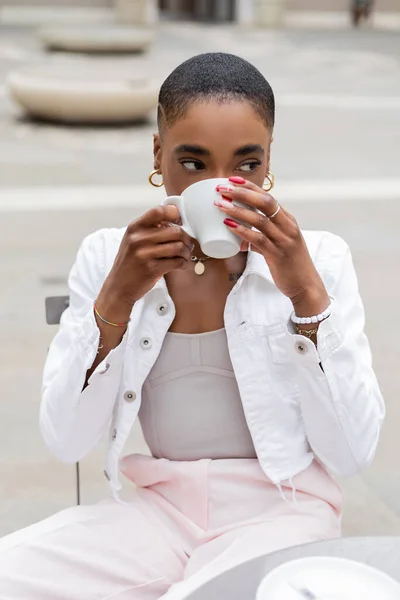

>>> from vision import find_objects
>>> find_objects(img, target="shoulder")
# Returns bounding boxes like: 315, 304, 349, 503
78, 227, 125, 260
80, 227, 126, 253
302, 230, 354, 291
72, 227, 126, 280
302, 230, 349, 263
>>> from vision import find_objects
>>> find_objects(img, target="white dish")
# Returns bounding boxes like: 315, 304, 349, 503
256, 556, 400, 600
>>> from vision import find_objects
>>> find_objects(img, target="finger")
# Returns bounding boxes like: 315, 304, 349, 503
215, 198, 285, 243
146, 225, 194, 251
228, 176, 273, 198
158, 256, 189, 273
150, 241, 191, 261
136, 205, 182, 229
158, 216, 183, 228
216, 184, 282, 223
228, 179, 296, 226
223, 219, 275, 255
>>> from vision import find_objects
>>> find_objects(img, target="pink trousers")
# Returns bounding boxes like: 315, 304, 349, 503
0, 456, 342, 599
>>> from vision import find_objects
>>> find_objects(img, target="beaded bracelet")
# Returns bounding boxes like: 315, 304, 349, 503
290, 302, 332, 326
94, 304, 131, 328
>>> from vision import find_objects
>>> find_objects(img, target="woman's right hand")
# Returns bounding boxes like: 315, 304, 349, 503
96, 205, 193, 317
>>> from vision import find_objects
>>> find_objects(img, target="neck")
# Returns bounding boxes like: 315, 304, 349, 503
192, 249, 247, 272
190, 240, 248, 278
191, 241, 207, 259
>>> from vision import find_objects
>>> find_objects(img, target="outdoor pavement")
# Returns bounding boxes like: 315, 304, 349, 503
0, 19, 400, 537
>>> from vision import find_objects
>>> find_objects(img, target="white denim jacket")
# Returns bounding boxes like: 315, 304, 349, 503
40, 227, 385, 496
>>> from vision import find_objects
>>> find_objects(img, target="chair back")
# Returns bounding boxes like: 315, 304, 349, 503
45, 295, 70, 325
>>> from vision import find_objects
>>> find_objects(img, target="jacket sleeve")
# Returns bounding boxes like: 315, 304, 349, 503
293, 233, 385, 476
40, 230, 128, 463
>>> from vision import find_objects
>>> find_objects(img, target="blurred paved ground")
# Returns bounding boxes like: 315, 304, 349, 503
0, 21, 400, 537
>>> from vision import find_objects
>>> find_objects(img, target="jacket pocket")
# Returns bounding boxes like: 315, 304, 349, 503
266, 332, 300, 395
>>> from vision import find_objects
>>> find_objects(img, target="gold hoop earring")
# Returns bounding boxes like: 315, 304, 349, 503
148, 170, 164, 188
263, 171, 275, 192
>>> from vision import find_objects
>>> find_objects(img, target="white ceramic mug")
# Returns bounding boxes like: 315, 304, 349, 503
160, 177, 241, 259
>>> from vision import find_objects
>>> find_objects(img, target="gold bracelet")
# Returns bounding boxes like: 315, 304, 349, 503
94, 304, 130, 328
295, 326, 319, 339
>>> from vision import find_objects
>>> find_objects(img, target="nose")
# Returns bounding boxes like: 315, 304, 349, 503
212, 169, 231, 180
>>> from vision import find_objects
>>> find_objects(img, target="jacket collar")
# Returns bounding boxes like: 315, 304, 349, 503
244, 250, 276, 285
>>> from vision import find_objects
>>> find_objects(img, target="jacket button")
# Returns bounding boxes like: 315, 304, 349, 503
104, 469, 110, 481
99, 362, 110, 374
140, 338, 152, 349
295, 342, 308, 355
156, 303, 168, 316
124, 391, 136, 402
112, 428, 117, 441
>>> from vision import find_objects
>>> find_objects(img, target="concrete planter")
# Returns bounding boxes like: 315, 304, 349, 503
253, 0, 287, 27
39, 25, 154, 53
7, 65, 159, 124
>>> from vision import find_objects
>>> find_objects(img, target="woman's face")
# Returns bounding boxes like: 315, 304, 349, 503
153, 100, 272, 196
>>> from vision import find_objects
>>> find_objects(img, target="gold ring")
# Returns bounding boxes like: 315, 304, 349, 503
269, 204, 281, 219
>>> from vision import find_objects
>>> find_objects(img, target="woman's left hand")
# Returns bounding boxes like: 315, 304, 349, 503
215, 177, 330, 316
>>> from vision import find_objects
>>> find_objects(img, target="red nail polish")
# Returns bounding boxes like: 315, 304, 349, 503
229, 176, 246, 184
224, 218, 238, 228
216, 185, 233, 192
221, 195, 232, 201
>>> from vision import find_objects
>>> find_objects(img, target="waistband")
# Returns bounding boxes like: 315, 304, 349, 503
119, 454, 343, 515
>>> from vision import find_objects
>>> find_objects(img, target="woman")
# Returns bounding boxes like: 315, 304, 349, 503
0, 52, 384, 599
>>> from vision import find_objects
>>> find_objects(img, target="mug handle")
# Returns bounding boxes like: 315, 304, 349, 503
160, 196, 196, 239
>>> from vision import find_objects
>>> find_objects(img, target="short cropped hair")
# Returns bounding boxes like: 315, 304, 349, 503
157, 52, 275, 132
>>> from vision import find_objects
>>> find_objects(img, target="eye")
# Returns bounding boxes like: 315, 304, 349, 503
238, 160, 261, 173
180, 160, 205, 172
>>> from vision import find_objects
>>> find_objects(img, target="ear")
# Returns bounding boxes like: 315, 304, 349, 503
266, 136, 273, 171
153, 133, 162, 172
266, 150, 271, 173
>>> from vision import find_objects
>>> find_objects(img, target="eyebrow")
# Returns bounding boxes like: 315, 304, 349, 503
234, 144, 265, 157
173, 143, 265, 158
173, 144, 210, 156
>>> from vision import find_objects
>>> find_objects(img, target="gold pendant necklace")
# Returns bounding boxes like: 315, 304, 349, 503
191, 255, 211, 275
